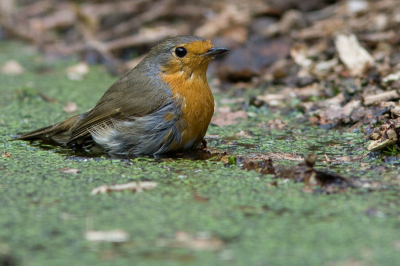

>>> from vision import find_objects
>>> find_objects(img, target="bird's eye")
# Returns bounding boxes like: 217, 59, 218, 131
175, 47, 187, 58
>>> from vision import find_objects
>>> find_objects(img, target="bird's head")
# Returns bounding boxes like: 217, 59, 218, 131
144, 36, 229, 78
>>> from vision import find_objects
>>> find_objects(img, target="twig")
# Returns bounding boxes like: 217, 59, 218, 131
364, 90, 400, 106
105, 24, 189, 51
47, 24, 188, 56
81, 0, 148, 18
16, 0, 53, 18
98, 0, 175, 40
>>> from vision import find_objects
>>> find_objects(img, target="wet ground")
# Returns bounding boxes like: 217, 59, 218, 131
1, 42, 400, 265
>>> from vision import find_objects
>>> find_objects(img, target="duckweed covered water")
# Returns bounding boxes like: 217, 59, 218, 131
1, 42, 400, 266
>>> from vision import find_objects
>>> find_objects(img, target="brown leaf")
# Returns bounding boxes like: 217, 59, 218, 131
193, 193, 209, 202
187, 236, 224, 251
211, 110, 248, 127
178, 231, 224, 251
59, 168, 80, 174
85, 230, 130, 243
2, 150, 11, 158
367, 117, 400, 151
63, 102, 78, 113
239, 154, 354, 193
194, 5, 251, 38
238, 156, 275, 175
364, 90, 400, 106
65, 62, 89, 80
157, 231, 224, 251
221, 26, 248, 44
261, 118, 286, 130
335, 34, 375, 76
0, 60, 24, 75
234, 130, 251, 138
91, 181, 158, 195
290, 43, 313, 69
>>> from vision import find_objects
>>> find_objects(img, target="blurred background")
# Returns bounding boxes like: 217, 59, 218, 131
1, 0, 400, 128
1, 0, 398, 80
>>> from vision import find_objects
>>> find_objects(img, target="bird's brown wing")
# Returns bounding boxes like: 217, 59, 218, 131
66, 68, 171, 145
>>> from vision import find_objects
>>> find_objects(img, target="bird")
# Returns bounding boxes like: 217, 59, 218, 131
15, 35, 229, 155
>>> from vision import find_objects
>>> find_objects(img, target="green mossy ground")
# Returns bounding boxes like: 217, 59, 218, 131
1, 42, 400, 266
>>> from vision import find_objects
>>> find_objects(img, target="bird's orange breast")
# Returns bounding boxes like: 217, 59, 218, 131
160, 69, 214, 149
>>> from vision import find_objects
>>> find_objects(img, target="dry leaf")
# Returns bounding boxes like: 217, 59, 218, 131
193, 193, 210, 202
85, 230, 130, 243
158, 231, 224, 251
263, 118, 286, 130
257, 93, 287, 107
66, 62, 89, 80
63, 102, 78, 113
238, 154, 353, 193
187, 236, 224, 251
91, 181, 158, 195
335, 34, 375, 76
290, 43, 313, 69
59, 168, 80, 174
347, 0, 369, 14
324, 154, 331, 163
367, 118, 400, 152
215, 106, 231, 113
175, 231, 192, 242
1, 60, 24, 75
219, 98, 245, 105
2, 150, 11, 158
204, 135, 220, 139
364, 90, 399, 106
234, 130, 251, 138
195, 5, 251, 38
211, 110, 248, 127
383, 71, 400, 83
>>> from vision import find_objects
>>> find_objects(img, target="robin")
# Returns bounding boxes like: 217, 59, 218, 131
16, 35, 229, 155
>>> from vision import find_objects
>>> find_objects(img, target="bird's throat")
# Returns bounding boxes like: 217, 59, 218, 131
160, 69, 214, 148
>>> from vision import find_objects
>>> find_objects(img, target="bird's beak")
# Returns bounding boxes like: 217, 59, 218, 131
204, 47, 229, 57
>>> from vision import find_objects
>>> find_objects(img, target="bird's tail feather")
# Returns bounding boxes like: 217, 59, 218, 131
14, 115, 82, 142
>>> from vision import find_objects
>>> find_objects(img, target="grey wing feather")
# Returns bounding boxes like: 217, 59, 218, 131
66, 67, 171, 146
